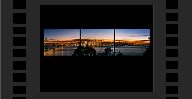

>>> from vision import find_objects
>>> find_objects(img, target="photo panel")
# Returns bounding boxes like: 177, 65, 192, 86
115, 29, 150, 56
44, 29, 80, 56
81, 29, 114, 56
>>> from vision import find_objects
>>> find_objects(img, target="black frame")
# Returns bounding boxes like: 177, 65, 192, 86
40, 5, 153, 92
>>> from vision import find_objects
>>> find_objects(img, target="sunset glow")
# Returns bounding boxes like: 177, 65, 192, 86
44, 29, 150, 41
44, 29, 151, 56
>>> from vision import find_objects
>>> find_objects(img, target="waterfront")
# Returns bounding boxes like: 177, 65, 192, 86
44, 46, 147, 56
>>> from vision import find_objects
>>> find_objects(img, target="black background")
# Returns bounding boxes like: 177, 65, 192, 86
40, 5, 153, 92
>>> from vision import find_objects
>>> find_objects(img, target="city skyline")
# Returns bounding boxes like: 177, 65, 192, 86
44, 29, 150, 41
44, 29, 151, 56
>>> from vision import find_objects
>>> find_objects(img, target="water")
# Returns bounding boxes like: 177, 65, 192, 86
115, 46, 147, 56
44, 46, 147, 56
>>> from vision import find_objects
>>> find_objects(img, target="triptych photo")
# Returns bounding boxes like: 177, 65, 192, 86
44, 29, 150, 56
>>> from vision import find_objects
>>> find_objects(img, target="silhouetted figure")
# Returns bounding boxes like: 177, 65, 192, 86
72, 46, 85, 56
143, 37, 151, 56
103, 47, 112, 56
72, 45, 96, 56
84, 45, 96, 56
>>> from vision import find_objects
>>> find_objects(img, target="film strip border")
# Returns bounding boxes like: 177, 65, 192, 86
13, 0, 27, 99
10, 1, 179, 99
166, 0, 179, 99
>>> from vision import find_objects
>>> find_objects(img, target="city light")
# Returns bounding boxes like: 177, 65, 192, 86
44, 29, 150, 56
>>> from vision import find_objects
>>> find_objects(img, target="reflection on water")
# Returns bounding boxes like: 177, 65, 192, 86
44, 46, 147, 56
115, 46, 146, 56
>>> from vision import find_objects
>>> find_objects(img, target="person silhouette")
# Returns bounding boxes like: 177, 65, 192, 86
72, 46, 84, 56
104, 47, 112, 56
85, 45, 96, 56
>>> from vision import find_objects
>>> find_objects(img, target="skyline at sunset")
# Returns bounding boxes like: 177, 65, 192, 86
44, 29, 150, 41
